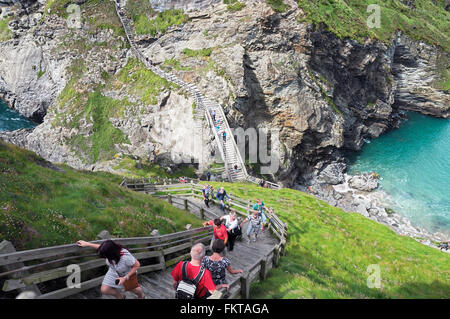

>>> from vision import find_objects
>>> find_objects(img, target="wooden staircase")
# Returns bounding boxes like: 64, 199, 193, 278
114, 0, 280, 187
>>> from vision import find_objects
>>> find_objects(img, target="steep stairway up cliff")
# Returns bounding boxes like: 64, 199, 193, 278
114, 0, 279, 187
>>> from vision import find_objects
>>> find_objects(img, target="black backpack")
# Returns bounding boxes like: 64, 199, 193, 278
175, 262, 205, 299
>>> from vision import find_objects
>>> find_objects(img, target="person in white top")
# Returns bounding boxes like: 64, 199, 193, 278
220, 211, 240, 252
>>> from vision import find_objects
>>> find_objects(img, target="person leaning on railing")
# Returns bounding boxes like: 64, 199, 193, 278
76, 239, 144, 299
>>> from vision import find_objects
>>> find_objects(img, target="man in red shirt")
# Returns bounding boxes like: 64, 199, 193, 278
171, 243, 216, 299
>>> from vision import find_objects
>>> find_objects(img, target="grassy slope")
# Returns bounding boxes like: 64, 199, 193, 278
205, 181, 449, 298
113, 155, 196, 179
0, 142, 203, 251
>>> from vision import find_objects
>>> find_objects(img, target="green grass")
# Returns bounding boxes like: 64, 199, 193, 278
113, 155, 197, 179
114, 58, 177, 105
182, 47, 214, 58
224, 0, 246, 12
63, 89, 131, 163
267, 0, 289, 13
204, 181, 450, 298
45, 0, 125, 37
129, 5, 188, 36
0, 17, 12, 42
37, 69, 45, 79
82, 89, 130, 163
53, 57, 176, 164
0, 141, 203, 250
162, 58, 193, 71
297, 0, 450, 52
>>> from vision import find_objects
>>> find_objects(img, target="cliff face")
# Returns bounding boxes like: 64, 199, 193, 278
144, 0, 448, 186
0, 0, 448, 183
149, 0, 221, 12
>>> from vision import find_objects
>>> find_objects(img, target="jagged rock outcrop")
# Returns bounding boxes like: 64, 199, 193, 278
392, 33, 449, 118
0, 0, 214, 171
0, 0, 448, 185
149, 0, 221, 12
143, 0, 447, 187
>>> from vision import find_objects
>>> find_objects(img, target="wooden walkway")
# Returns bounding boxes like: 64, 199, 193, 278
70, 198, 277, 299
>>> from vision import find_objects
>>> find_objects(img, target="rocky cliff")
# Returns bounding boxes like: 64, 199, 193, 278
0, 0, 448, 185
0, 0, 215, 172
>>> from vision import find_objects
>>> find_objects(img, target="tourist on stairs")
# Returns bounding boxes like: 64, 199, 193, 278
202, 184, 212, 208
201, 240, 243, 292
76, 239, 144, 299
253, 199, 268, 228
241, 210, 264, 243
203, 218, 228, 254
171, 243, 216, 299
216, 187, 230, 213
220, 210, 241, 252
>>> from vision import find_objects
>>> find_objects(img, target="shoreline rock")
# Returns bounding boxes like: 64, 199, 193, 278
299, 172, 449, 253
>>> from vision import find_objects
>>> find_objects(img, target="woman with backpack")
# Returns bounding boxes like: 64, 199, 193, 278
201, 240, 243, 291
76, 239, 144, 299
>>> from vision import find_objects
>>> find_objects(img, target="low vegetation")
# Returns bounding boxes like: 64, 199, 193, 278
54, 57, 175, 164
0, 141, 203, 250
113, 155, 197, 179
45, 0, 125, 36
126, 0, 188, 37
182, 47, 213, 58
297, 0, 449, 52
224, 0, 246, 12
205, 181, 450, 298
0, 17, 12, 42
267, 0, 289, 13
113, 58, 177, 105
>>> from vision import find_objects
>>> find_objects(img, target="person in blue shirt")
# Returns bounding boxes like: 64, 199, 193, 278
216, 187, 230, 213
252, 199, 268, 225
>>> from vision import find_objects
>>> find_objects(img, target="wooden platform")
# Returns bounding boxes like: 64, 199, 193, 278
70, 198, 277, 299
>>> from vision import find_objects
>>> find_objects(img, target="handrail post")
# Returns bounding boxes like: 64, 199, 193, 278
273, 245, 280, 267
184, 199, 188, 211
260, 257, 267, 281
240, 273, 250, 299
0, 240, 41, 296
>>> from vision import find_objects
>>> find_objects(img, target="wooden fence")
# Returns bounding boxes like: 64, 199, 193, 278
123, 179, 288, 299
0, 180, 287, 299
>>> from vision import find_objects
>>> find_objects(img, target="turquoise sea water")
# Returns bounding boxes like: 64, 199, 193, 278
0, 99, 36, 131
347, 112, 450, 236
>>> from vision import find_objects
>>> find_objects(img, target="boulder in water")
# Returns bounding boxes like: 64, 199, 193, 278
348, 173, 379, 191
